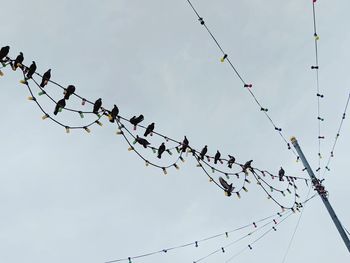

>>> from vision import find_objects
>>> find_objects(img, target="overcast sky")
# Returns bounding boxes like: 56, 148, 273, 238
0, 0, 349, 262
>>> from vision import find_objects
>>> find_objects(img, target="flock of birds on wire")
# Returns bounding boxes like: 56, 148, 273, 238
0, 45, 310, 212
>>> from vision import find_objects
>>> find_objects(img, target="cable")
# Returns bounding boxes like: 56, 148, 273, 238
0, 52, 313, 211
185, 0, 298, 159
311, 0, 324, 176
281, 185, 313, 263
104, 210, 288, 263
322, 92, 350, 178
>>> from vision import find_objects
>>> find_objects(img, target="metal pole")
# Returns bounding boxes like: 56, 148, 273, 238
290, 136, 350, 253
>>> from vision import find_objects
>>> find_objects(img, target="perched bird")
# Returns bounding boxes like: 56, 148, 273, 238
40, 69, 51, 87
181, 136, 189, 152
0, 46, 10, 61
157, 142, 166, 159
144, 123, 155, 137
26, 61, 36, 79
109, 105, 119, 123
12, 52, 24, 70
54, 98, 66, 115
214, 150, 221, 164
200, 145, 208, 160
278, 167, 285, 181
227, 155, 236, 168
64, 85, 75, 100
242, 160, 253, 172
219, 177, 234, 196
135, 135, 150, 148
130, 115, 144, 130
93, 98, 102, 114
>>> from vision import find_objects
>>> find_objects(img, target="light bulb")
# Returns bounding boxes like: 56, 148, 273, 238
27, 96, 35, 101
128, 147, 134, 151
220, 54, 228, 62
84, 127, 91, 133
20, 79, 27, 84
95, 120, 103, 126
179, 156, 185, 163
243, 187, 248, 192
42, 114, 49, 120
65, 127, 70, 133
145, 161, 149, 166
0, 70, 4, 77
116, 129, 123, 135
81, 98, 86, 106
38, 91, 46, 96
79, 112, 84, 118
167, 149, 173, 155
162, 168, 167, 175
236, 192, 241, 199
174, 164, 180, 170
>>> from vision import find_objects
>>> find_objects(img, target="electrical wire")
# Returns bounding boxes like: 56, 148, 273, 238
311, 0, 324, 176
104, 210, 288, 263
0, 53, 313, 211
322, 92, 350, 178
185, 0, 298, 159
281, 185, 313, 263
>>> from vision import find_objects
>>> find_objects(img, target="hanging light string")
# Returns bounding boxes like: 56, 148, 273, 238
194, 212, 291, 263
281, 185, 313, 263
185, 0, 298, 159
322, 92, 350, 178
251, 170, 298, 211
105, 209, 289, 263
20, 71, 105, 131
311, 0, 324, 176
1, 52, 311, 206
194, 193, 317, 263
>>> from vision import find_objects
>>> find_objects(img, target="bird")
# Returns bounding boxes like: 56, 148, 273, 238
26, 61, 36, 79
278, 167, 285, 181
93, 98, 102, 114
144, 123, 155, 137
227, 155, 236, 168
40, 69, 51, 87
181, 136, 189, 152
157, 142, 166, 159
200, 145, 208, 160
242, 160, 253, 172
214, 150, 221, 164
219, 177, 234, 196
54, 98, 66, 115
0, 46, 10, 61
64, 85, 75, 100
135, 135, 150, 148
12, 52, 24, 70
109, 105, 119, 123
130, 115, 144, 130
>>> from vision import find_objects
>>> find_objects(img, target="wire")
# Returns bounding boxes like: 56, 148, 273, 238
0, 52, 313, 211
322, 92, 350, 178
104, 210, 288, 263
281, 185, 313, 263
311, 0, 324, 176
185, 0, 298, 159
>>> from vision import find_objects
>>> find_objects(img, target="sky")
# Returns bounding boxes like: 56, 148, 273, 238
0, 0, 349, 262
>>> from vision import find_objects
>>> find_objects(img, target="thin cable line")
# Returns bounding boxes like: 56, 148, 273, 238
185, 0, 298, 158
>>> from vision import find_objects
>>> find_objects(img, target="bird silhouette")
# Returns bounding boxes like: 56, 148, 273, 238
219, 177, 234, 196
157, 142, 166, 159
181, 136, 189, 152
130, 115, 144, 130
54, 99, 66, 115
26, 61, 36, 79
278, 167, 285, 181
40, 69, 51, 88
12, 52, 24, 70
93, 98, 102, 114
214, 150, 221, 164
64, 85, 75, 100
144, 123, 155, 137
0, 46, 10, 61
200, 145, 208, 160
109, 105, 119, 123
242, 160, 253, 172
227, 155, 236, 168
135, 135, 150, 148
